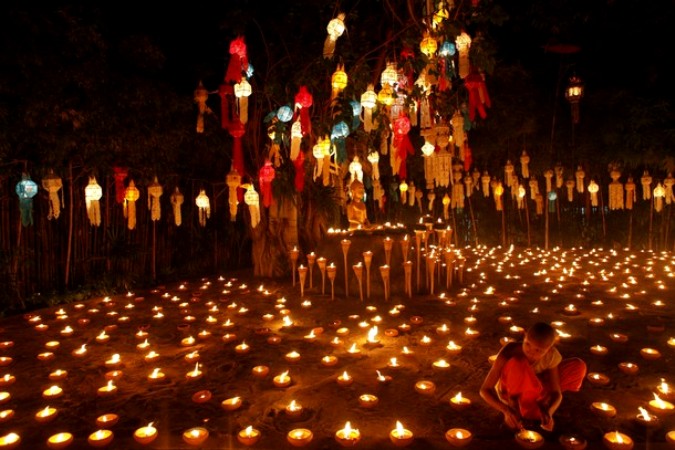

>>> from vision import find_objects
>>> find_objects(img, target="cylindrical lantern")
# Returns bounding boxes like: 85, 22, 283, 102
195, 189, 210, 227
360, 84, 377, 132
575, 166, 585, 193
588, 180, 599, 207
194, 80, 211, 133
170, 186, 184, 226
331, 64, 348, 100
493, 181, 504, 211
124, 180, 140, 230
323, 13, 346, 59
15, 173, 38, 227
625, 177, 636, 210
290, 119, 303, 161
565, 179, 575, 202
520, 150, 530, 179
233, 77, 252, 124
654, 183, 665, 212
641, 170, 652, 200
367, 151, 380, 180
147, 176, 163, 222
40, 169, 63, 220
455, 31, 472, 79
226, 169, 241, 221
244, 184, 260, 228
85, 176, 103, 227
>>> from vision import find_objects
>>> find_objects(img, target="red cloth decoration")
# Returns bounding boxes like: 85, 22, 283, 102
294, 86, 313, 136
258, 160, 275, 208
437, 62, 450, 92
218, 83, 233, 129
225, 37, 248, 84
293, 151, 306, 192
464, 143, 473, 172
465, 69, 491, 121
229, 118, 246, 201
393, 114, 414, 179
113, 167, 128, 204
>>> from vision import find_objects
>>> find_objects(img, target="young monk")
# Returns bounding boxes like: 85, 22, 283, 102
479, 322, 586, 431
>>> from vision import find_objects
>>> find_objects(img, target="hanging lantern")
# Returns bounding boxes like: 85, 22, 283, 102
565, 179, 575, 202
575, 165, 585, 193
452, 171, 464, 210
147, 176, 163, 222
226, 169, 241, 221
441, 193, 450, 219
664, 173, 675, 205
350, 100, 362, 130
450, 112, 464, 153
225, 36, 249, 84
367, 151, 380, 180
233, 77, 252, 125
294, 86, 313, 136
543, 169, 554, 193
15, 173, 39, 227
654, 183, 665, 212
123, 180, 140, 230
420, 31, 438, 58
547, 190, 557, 213
349, 156, 363, 183
290, 119, 303, 161
331, 64, 348, 100
399, 180, 409, 204
427, 190, 436, 212
433, 2, 451, 27
360, 84, 378, 132
113, 167, 128, 204
641, 170, 653, 200
259, 160, 276, 208
464, 69, 491, 121
331, 121, 350, 164
529, 177, 540, 200
517, 185, 527, 209
312, 140, 325, 182
481, 171, 491, 197
464, 174, 474, 198
170, 186, 184, 226
565, 76, 584, 124
455, 31, 472, 79
293, 150, 306, 192
42, 169, 63, 220
244, 184, 261, 228
323, 12, 346, 59
608, 169, 624, 210
439, 40, 456, 57
377, 83, 395, 108
588, 180, 599, 207
381, 61, 399, 86
276, 105, 294, 123
504, 160, 514, 188
519, 150, 530, 179
195, 189, 211, 227
554, 163, 564, 189
493, 181, 504, 211
535, 193, 544, 215
194, 80, 212, 133
625, 177, 636, 210
392, 113, 414, 179
421, 139, 435, 157
84, 176, 103, 227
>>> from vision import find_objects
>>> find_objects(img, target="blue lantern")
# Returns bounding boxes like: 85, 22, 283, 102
331, 121, 350, 164
276, 105, 294, 123
547, 190, 557, 213
245, 63, 254, 78
15, 173, 39, 226
439, 41, 456, 57
349, 100, 362, 130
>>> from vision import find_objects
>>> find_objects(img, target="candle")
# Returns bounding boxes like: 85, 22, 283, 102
450, 392, 471, 410
432, 359, 450, 370
285, 351, 302, 363
285, 400, 304, 417
191, 390, 212, 403
635, 406, 660, 428
35, 406, 58, 423
0, 358, 11, 368
0, 375, 14, 388
446, 341, 463, 355
445, 428, 472, 447
321, 355, 338, 367
46, 432, 73, 449
610, 333, 628, 343
335, 421, 360, 447
587, 372, 610, 386
273, 370, 292, 388
221, 396, 242, 411
347, 343, 362, 355
37, 352, 55, 362
43, 385, 63, 399
287, 428, 313, 447
0, 410, 14, 424
96, 331, 110, 343
558, 434, 587, 450
237, 426, 260, 446
602, 431, 633, 450
617, 362, 639, 375
186, 363, 202, 380
666, 431, 675, 445
389, 421, 414, 447
184, 351, 200, 363
182, 427, 209, 446
648, 393, 674, 416
97, 380, 117, 397
133, 423, 157, 445
49, 370, 68, 381
590, 345, 608, 356
591, 401, 616, 418
87, 429, 113, 447
358, 394, 378, 409
0, 433, 19, 449
95, 413, 118, 427
657, 378, 675, 401
337, 371, 353, 386
640, 347, 661, 360
252, 365, 269, 378
235, 341, 250, 354
104, 354, 122, 368
105, 370, 123, 381
376, 370, 392, 384
563, 304, 579, 315
515, 429, 544, 449
415, 380, 436, 396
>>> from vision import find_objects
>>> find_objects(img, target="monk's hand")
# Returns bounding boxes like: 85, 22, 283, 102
503, 407, 522, 430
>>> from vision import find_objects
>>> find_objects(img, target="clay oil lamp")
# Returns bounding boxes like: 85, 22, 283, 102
104, 370, 123, 381
43, 385, 63, 399
337, 371, 354, 387
666, 431, 675, 445
303, 330, 317, 342
321, 355, 338, 367
587, 372, 610, 386
184, 351, 200, 364
590, 345, 609, 356
0, 433, 19, 449
445, 428, 472, 447
415, 380, 436, 396
446, 341, 462, 355
558, 434, 587, 450
563, 304, 580, 316
95, 331, 110, 344
180, 335, 196, 347
133, 423, 157, 445
287, 428, 313, 447
35, 406, 58, 423
617, 362, 639, 375
376, 370, 392, 385
635, 406, 660, 429
235, 341, 250, 355
0, 410, 14, 424
0, 375, 15, 388
358, 394, 378, 409
104, 354, 122, 369
46, 432, 73, 449
221, 396, 242, 411
37, 352, 55, 362
285, 351, 302, 363
648, 393, 674, 416
387, 357, 401, 368
335, 421, 360, 447
515, 429, 544, 449
273, 370, 292, 388
182, 427, 209, 446
389, 421, 414, 447
97, 380, 118, 397
267, 335, 282, 345
657, 378, 675, 401
136, 339, 150, 351
144, 350, 160, 363
450, 392, 471, 410
588, 317, 605, 327
591, 401, 616, 418
347, 343, 362, 355
419, 335, 433, 346
236, 426, 261, 447
95, 413, 118, 428
222, 333, 237, 344
60, 326, 74, 337
252, 366, 269, 379
432, 358, 450, 370
45, 341, 60, 350
640, 347, 661, 360
668, 337, 675, 348
191, 390, 212, 404
401, 346, 414, 356
186, 363, 203, 381
602, 431, 633, 450
609, 333, 628, 343
71, 344, 87, 358
87, 429, 113, 447
436, 323, 450, 336
465, 327, 480, 338
285, 400, 304, 418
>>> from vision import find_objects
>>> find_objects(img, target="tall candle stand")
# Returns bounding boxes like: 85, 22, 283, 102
363, 251, 373, 299
353, 263, 364, 302
341, 239, 351, 297
317, 257, 327, 295
307, 252, 316, 289
379, 265, 390, 302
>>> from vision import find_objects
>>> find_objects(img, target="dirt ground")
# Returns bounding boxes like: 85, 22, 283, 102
0, 245, 673, 449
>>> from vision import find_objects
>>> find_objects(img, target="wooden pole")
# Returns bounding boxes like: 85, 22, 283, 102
65, 161, 74, 288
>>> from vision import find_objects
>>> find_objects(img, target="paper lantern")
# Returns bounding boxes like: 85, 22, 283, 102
244, 184, 260, 228
641, 170, 652, 200
85, 176, 103, 227
493, 181, 504, 211
234, 77, 252, 124
195, 189, 210, 227
147, 176, 163, 222
504, 160, 514, 187
259, 160, 276, 208
433, 1, 451, 26
331, 121, 350, 164
294, 86, 313, 136
439, 41, 456, 57
547, 190, 557, 213
226, 170, 241, 221
331, 64, 348, 100
226, 36, 248, 84
455, 31, 472, 79
113, 167, 128, 204
574, 166, 585, 193
360, 84, 378, 132
565, 179, 575, 202
194, 81, 211, 133
367, 151, 380, 180
464, 69, 491, 121
381, 62, 399, 86
625, 177, 636, 210
323, 13, 346, 59
377, 83, 394, 107
654, 183, 665, 212
124, 180, 140, 230
392, 113, 414, 178
350, 100, 362, 130
420, 31, 438, 58
42, 169, 63, 220
565, 76, 584, 124
399, 180, 408, 204
608, 169, 624, 210
16, 173, 38, 227
276, 105, 293, 123
290, 119, 303, 161
543, 169, 553, 193
554, 163, 564, 188
664, 172, 674, 204
452, 171, 465, 210
588, 180, 599, 207
450, 112, 464, 152
170, 186, 184, 226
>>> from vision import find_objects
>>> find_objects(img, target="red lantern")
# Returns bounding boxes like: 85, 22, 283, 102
464, 69, 491, 121
218, 82, 233, 129
393, 113, 414, 179
294, 86, 313, 136
293, 151, 306, 192
226, 36, 248, 84
259, 160, 276, 208
113, 167, 128, 204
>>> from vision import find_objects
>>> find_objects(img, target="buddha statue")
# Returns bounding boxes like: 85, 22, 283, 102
347, 179, 371, 230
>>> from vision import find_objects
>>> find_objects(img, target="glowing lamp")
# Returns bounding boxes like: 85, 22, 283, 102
381, 62, 399, 86
565, 76, 584, 124
276, 105, 294, 123
420, 31, 438, 57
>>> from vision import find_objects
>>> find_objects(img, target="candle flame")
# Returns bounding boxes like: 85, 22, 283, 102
244, 426, 253, 436
638, 406, 652, 420
395, 421, 405, 433
614, 431, 624, 443
453, 392, 464, 402
367, 326, 379, 342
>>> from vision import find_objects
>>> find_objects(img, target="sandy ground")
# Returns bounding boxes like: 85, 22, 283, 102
0, 245, 673, 449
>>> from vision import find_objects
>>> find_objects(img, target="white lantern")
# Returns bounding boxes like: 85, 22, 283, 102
244, 184, 261, 228
323, 12, 346, 59
85, 176, 103, 227
234, 77, 252, 124
195, 189, 210, 227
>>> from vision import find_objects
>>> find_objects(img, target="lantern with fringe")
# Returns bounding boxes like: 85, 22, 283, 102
290, 119, 303, 161
381, 61, 398, 86
331, 64, 348, 100
547, 190, 557, 213
233, 77, 252, 125
520, 150, 530, 179
259, 160, 276, 208
195, 189, 211, 227
360, 84, 377, 132
124, 180, 140, 230
481, 171, 491, 197
455, 31, 471, 79
85, 176, 103, 227
244, 184, 260, 228
625, 177, 636, 210
294, 86, 313, 136
565, 179, 575, 202
554, 163, 564, 189
113, 167, 128, 204
654, 183, 665, 212
427, 190, 436, 212
543, 169, 554, 193
529, 177, 539, 200
464, 174, 474, 198
464, 69, 491, 121
517, 185, 526, 209
420, 31, 438, 58
331, 121, 350, 164
42, 169, 63, 220
608, 169, 623, 210
664, 172, 674, 205
504, 160, 514, 188
147, 176, 163, 222
170, 186, 184, 226
392, 113, 414, 178
226, 36, 248, 83
442, 193, 451, 219
493, 181, 504, 211
574, 166, 585, 193
194, 81, 211, 133
312, 140, 325, 182
450, 112, 464, 155
323, 12, 346, 59
16, 173, 38, 227
452, 171, 464, 210
408, 181, 417, 206
588, 180, 599, 207
535, 193, 544, 215
399, 180, 408, 204
641, 170, 652, 200
349, 156, 363, 183
367, 151, 380, 180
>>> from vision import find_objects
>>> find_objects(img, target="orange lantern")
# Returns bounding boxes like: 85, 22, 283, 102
194, 81, 211, 133
170, 186, 184, 226
124, 180, 140, 230
42, 169, 63, 220
147, 176, 163, 222
331, 64, 348, 100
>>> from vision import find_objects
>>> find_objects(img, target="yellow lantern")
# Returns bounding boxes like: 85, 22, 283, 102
420, 31, 438, 58
84, 176, 103, 227
380, 62, 399, 86
654, 183, 665, 212
588, 180, 599, 207
377, 83, 394, 107
433, 1, 450, 27
290, 119, 303, 161
493, 181, 504, 211
455, 31, 472, 79
193, 80, 211, 133
226, 170, 241, 222
399, 180, 408, 203
243, 184, 260, 228
147, 176, 163, 221
233, 77, 252, 124
360, 84, 378, 132
324, 12, 346, 59
42, 169, 63, 220
170, 186, 184, 226
195, 189, 210, 227
442, 192, 451, 219
331, 64, 348, 100
124, 180, 140, 230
